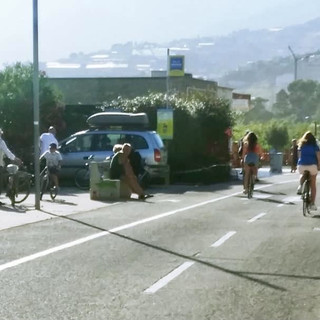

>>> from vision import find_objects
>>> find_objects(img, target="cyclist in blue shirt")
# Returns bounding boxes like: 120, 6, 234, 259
297, 131, 320, 211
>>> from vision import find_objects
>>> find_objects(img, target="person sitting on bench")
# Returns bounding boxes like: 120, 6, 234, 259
109, 143, 152, 200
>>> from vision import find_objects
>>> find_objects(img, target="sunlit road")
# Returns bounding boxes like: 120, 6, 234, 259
0, 172, 319, 320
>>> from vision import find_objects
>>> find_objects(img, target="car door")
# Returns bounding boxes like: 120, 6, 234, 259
59, 132, 113, 178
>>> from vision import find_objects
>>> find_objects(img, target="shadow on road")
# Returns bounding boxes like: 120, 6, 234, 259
0, 203, 27, 213
41, 209, 296, 293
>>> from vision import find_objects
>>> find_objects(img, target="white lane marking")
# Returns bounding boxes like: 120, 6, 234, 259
277, 204, 284, 208
0, 231, 109, 272
248, 212, 267, 223
253, 194, 272, 199
314, 227, 320, 231
157, 199, 180, 203
211, 231, 236, 247
144, 261, 194, 294
0, 179, 298, 273
0, 191, 244, 272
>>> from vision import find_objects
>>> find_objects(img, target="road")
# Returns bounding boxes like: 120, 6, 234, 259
0, 171, 319, 320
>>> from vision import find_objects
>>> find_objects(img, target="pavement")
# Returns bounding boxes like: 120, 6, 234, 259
0, 166, 293, 231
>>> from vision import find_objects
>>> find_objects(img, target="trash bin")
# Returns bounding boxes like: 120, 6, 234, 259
269, 152, 283, 173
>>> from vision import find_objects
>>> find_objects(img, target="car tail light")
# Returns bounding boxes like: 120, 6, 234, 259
154, 149, 161, 162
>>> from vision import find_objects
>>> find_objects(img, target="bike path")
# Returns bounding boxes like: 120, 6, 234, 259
0, 167, 293, 231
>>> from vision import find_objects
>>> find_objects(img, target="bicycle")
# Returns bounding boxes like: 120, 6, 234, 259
40, 166, 58, 200
5, 164, 32, 206
301, 170, 311, 216
74, 155, 94, 190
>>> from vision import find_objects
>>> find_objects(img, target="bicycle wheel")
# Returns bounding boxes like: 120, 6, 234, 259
40, 172, 49, 200
302, 180, 311, 216
74, 168, 90, 190
13, 172, 31, 204
247, 172, 254, 199
49, 183, 58, 200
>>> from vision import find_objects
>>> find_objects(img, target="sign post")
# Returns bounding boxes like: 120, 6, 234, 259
157, 108, 173, 140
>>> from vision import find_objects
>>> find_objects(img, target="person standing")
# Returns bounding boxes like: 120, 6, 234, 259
290, 139, 298, 173
296, 131, 320, 211
39, 126, 58, 156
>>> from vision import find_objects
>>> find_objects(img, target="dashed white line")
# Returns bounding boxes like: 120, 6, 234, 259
144, 261, 194, 294
211, 231, 236, 247
314, 227, 320, 231
248, 212, 267, 223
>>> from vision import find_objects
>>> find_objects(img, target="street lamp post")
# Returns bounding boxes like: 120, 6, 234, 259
33, 0, 40, 210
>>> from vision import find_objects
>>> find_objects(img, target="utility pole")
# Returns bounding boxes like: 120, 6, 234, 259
33, 0, 40, 210
166, 48, 170, 108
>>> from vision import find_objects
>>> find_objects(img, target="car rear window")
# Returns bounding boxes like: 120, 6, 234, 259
94, 133, 149, 150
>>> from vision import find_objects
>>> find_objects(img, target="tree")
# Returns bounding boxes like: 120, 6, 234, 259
287, 80, 320, 121
244, 97, 273, 123
0, 63, 65, 163
102, 91, 233, 171
272, 89, 291, 117
265, 122, 289, 152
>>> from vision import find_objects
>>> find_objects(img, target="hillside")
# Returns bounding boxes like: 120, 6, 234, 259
42, 17, 320, 104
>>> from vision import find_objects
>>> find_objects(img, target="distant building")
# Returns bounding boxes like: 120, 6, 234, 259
232, 92, 251, 112
47, 73, 223, 108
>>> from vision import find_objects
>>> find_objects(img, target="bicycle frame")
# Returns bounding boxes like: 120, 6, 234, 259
302, 170, 311, 216
40, 166, 58, 200
5, 164, 32, 206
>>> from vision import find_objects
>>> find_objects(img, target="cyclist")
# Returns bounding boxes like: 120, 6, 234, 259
40, 143, 62, 191
296, 131, 320, 211
238, 129, 250, 174
0, 128, 22, 203
242, 131, 262, 194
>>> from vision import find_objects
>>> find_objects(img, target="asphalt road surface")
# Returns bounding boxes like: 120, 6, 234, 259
0, 171, 319, 320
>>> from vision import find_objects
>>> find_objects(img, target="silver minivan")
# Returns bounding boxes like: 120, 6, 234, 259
58, 128, 168, 180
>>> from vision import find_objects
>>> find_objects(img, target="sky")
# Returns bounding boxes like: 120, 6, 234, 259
1, 0, 320, 68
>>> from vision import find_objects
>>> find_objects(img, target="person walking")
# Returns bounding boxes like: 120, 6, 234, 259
39, 126, 58, 156
296, 131, 320, 211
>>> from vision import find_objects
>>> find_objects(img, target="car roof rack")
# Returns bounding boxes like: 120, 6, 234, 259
87, 112, 149, 130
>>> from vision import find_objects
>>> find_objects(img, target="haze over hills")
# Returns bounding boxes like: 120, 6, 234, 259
42, 17, 320, 104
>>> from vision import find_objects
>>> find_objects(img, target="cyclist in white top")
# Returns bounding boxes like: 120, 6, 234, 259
40, 143, 62, 190
0, 128, 22, 202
